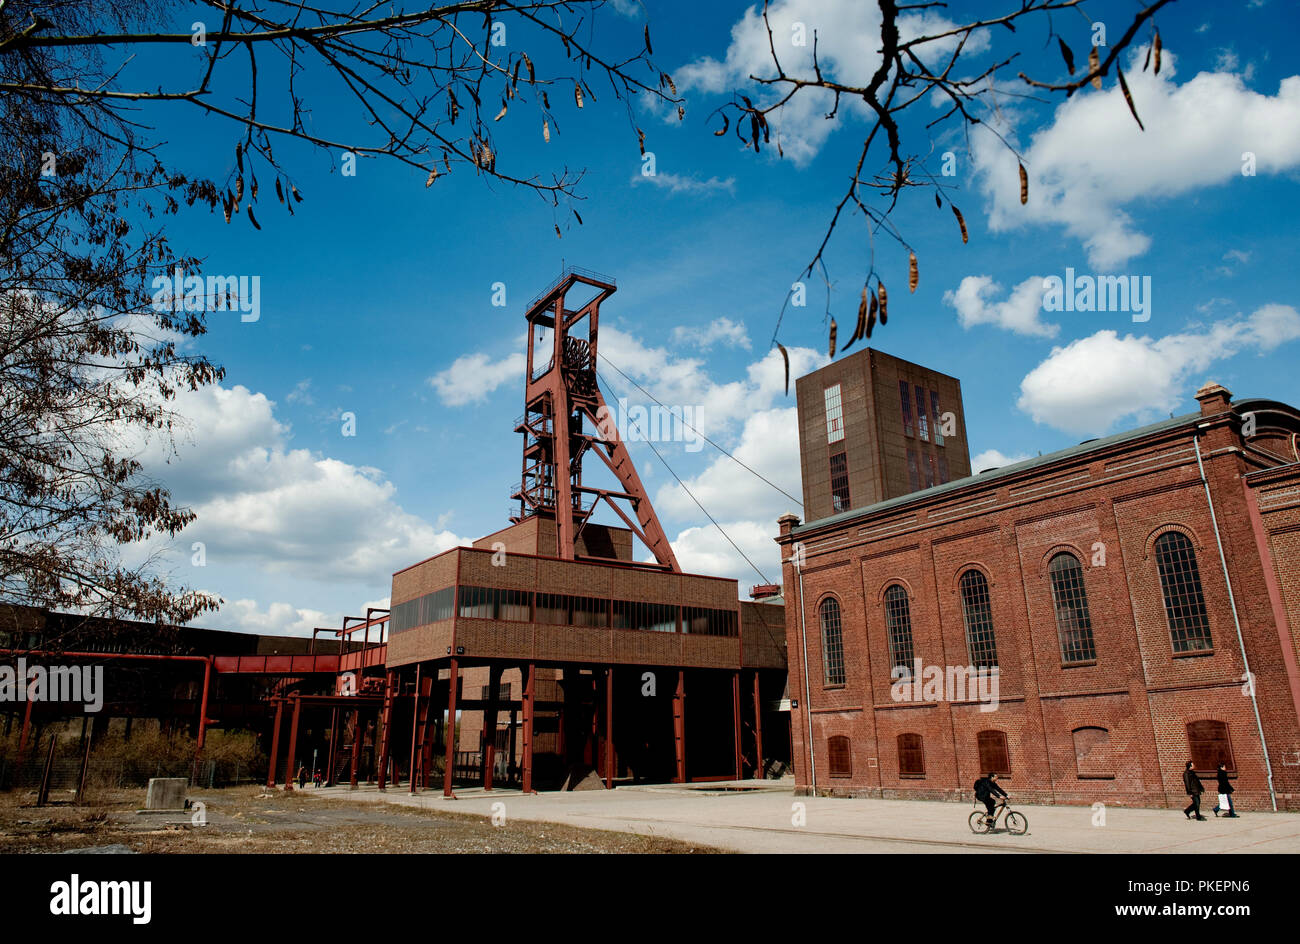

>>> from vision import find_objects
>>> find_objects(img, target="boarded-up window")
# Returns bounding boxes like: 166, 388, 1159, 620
1187, 720, 1234, 773
1072, 727, 1115, 779
977, 730, 1011, 776
898, 733, 925, 778
828, 735, 852, 778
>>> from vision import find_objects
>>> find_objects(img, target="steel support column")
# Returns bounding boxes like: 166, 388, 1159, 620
267, 697, 284, 788
408, 664, 423, 794
521, 662, 535, 794
443, 658, 459, 798
732, 670, 742, 781
349, 708, 362, 789
752, 671, 765, 780
326, 708, 340, 785
672, 670, 686, 784
604, 666, 615, 789
482, 665, 501, 790
376, 670, 396, 791
283, 695, 302, 792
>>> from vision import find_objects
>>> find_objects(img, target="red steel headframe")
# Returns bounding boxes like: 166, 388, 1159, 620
512, 268, 680, 571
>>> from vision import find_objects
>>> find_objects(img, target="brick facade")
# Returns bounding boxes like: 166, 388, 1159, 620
777, 383, 1300, 811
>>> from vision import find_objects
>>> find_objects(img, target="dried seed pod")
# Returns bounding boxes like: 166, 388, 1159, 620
574, 84, 584, 108
1153, 28, 1163, 75
644, 25, 653, 54
952, 204, 968, 243
275, 179, 284, 203
637, 128, 646, 156
877, 280, 888, 325
555, 224, 562, 239
1058, 38, 1075, 74
908, 252, 919, 293
291, 185, 303, 202
1117, 67, 1144, 130
776, 342, 790, 395
235, 143, 243, 173
495, 102, 507, 121
677, 106, 685, 121
866, 292, 878, 339
251, 174, 258, 201
574, 209, 583, 225
523, 54, 535, 83
235, 175, 244, 204
1089, 47, 1102, 90
426, 169, 438, 187
248, 206, 261, 230
828, 318, 838, 358
934, 191, 942, 209
543, 119, 550, 143
1019, 162, 1028, 205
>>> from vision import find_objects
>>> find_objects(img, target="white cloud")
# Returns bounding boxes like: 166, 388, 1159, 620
944, 274, 1058, 338
1017, 304, 1300, 435
429, 351, 525, 406
133, 383, 471, 583
974, 52, 1300, 268
971, 449, 1031, 473
631, 172, 735, 194
217, 598, 330, 637
671, 317, 752, 350
669, 519, 785, 586
676, 0, 987, 165
286, 379, 314, 405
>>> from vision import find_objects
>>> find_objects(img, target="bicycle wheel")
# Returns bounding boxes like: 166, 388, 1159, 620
1005, 811, 1028, 835
969, 810, 991, 834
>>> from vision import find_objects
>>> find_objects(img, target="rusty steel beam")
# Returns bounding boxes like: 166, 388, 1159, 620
522, 662, 536, 794
604, 666, 614, 789
732, 671, 742, 781
753, 671, 765, 780
673, 670, 686, 784
443, 658, 459, 798
267, 697, 284, 788
376, 670, 396, 791
284, 695, 302, 792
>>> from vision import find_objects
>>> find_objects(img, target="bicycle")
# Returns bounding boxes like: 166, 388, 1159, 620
968, 798, 1028, 835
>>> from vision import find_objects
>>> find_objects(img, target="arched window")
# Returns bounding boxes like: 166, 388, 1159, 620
828, 735, 852, 778
1049, 553, 1096, 664
959, 569, 998, 668
1154, 532, 1213, 653
819, 597, 846, 686
1072, 726, 1114, 779
884, 585, 915, 678
897, 733, 926, 779
976, 730, 1011, 776
1187, 720, 1234, 772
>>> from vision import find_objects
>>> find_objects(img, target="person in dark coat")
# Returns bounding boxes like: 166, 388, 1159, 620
1183, 761, 1206, 820
1213, 763, 1237, 818
296, 764, 308, 790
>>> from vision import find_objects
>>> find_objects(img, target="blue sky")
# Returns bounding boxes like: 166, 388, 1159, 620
119, 0, 1300, 635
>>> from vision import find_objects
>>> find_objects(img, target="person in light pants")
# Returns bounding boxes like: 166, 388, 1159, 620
1213, 762, 1238, 818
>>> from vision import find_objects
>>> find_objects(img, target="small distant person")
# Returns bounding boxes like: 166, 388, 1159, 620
313, 770, 322, 788
1213, 763, 1237, 818
297, 765, 308, 790
1183, 761, 1206, 820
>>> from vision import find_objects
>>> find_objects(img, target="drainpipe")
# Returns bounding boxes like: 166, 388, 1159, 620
794, 551, 817, 794
1194, 431, 1277, 811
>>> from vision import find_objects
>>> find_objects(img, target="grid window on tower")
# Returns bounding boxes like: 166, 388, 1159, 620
824, 384, 845, 444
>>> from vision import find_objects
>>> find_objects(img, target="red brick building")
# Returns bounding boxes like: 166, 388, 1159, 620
777, 379, 1300, 810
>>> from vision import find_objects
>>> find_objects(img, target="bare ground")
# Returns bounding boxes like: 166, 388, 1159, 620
0, 785, 726, 854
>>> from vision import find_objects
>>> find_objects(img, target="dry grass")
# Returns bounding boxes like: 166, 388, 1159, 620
0, 785, 725, 854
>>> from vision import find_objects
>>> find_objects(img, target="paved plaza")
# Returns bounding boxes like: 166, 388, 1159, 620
317, 780, 1300, 854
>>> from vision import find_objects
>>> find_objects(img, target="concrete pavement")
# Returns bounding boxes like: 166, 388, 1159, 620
313, 780, 1300, 853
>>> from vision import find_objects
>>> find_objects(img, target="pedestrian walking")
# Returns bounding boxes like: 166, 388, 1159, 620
1213, 762, 1237, 818
1183, 760, 1206, 820
297, 764, 308, 790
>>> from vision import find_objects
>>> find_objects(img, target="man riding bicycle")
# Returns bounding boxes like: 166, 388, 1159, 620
974, 772, 1008, 826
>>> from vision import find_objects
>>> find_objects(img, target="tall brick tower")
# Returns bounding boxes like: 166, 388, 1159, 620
795, 348, 971, 520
